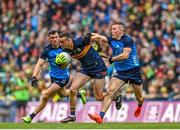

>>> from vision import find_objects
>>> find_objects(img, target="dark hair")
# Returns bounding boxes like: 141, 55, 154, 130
110, 22, 126, 32
48, 29, 58, 36
59, 31, 72, 39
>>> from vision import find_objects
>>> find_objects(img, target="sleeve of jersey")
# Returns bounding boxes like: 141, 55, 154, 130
40, 49, 47, 60
73, 37, 84, 49
107, 36, 113, 44
123, 37, 133, 48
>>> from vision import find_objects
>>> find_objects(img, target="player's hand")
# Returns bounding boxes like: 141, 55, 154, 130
30, 77, 38, 87
83, 33, 92, 45
92, 42, 102, 52
108, 56, 113, 64
55, 54, 67, 65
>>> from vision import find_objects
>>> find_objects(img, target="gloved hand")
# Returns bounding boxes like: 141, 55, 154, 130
55, 53, 67, 65
30, 77, 38, 87
92, 42, 102, 52
83, 33, 92, 45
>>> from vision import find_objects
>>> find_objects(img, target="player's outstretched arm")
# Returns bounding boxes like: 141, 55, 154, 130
30, 58, 46, 87
91, 33, 109, 52
32, 58, 46, 78
91, 33, 108, 44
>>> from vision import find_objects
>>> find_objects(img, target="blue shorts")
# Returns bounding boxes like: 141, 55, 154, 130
51, 77, 69, 87
113, 67, 142, 85
80, 61, 107, 79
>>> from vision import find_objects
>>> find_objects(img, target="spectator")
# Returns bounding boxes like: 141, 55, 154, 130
0, 0, 179, 105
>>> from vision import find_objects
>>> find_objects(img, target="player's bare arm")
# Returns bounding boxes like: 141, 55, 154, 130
32, 58, 46, 77
91, 33, 108, 44
111, 48, 132, 61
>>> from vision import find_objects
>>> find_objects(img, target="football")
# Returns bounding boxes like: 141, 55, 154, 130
55, 52, 71, 69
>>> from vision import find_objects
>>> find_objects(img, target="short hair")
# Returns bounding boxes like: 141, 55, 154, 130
110, 22, 126, 32
48, 29, 58, 36
59, 31, 72, 39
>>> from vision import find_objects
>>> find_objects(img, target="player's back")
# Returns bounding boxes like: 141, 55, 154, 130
40, 44, 69, 79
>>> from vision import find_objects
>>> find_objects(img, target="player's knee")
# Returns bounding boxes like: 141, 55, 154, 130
106, 89, 114, 97
94, 94, 103, 101
70, 87, 78, 95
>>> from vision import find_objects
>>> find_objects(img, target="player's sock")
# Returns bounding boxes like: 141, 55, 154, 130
77, 90, 86, 105
29, 112, 36, 120
138, 103, 143, 107
99, 111, 105, 118
70, 108, 76, 117
77, 92, 81, 98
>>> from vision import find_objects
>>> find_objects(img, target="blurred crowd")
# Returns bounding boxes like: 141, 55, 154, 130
0, 0, 180, 118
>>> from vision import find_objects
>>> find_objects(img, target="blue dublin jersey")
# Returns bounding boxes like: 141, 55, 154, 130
107, 34, 140, 71
40, 44, 69, 79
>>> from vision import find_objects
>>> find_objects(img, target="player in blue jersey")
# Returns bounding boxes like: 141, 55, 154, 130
57, 32, 108, 123
88, 22, 144, 124
22, 30, 86, 123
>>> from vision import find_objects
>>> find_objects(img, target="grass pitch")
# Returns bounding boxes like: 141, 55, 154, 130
0, 123, 180, 129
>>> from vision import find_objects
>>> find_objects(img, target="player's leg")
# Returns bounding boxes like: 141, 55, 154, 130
100, 78, 125, 113
57, 74, 74, 97
57, 87, 69, 97
69, 72, 90, 110
64, 74, 73, 89
90, 64, 107, 101
22, 83, 60, 123
132, 83, 144, 117
88, 77, 125, 124
113, 88, 123, 110
129, 67, 144, 117
93, 78, 106, 101
57, 86, 86, 105
31, 83, 60, 115
57, 75, 87, 104
60, 72, 90, 123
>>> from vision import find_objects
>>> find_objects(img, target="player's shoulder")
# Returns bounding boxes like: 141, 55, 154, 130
106, 36, 113, 42
44, 44, 53, 51
41, 44, 55, 55
121, 34, 133, 43
122, 34, 133, 40
40, 44, 52, 59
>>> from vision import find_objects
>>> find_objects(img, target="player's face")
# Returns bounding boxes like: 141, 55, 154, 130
111, 24, 124, 40
59, 37, 72, 49
48, 33, 59, 47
